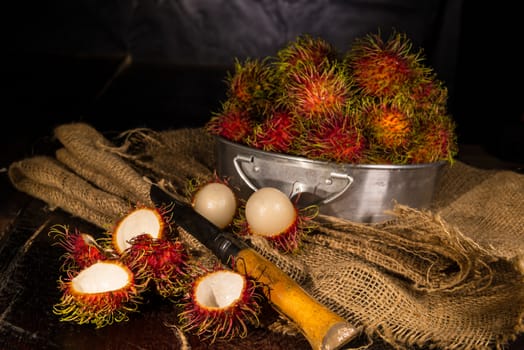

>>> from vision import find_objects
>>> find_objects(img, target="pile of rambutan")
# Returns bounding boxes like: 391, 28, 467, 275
205, 31, 458, 164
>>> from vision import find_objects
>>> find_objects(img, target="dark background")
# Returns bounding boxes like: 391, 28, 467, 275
2, 0, 523, 164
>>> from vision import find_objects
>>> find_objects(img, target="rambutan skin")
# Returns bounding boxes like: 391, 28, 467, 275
277, 62, 354, 122
49, 224, 107, 271
297, 112, 366, 164
120, 233, 191, 298
177, 266, 264, 342
276, 34, 339, 72
53, 260, 148, 328
346, 31, 431, 98
204, 104, 254, 144
245, 110, 303, 154
225, 58, 279, 118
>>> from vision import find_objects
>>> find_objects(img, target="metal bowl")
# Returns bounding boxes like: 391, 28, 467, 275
215, 136, 446, 223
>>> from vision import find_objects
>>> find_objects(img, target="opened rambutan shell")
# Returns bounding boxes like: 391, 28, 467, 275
108, 205, 173, 255
53, 260, 148, 328
177, 266, 263, 342
49, 224, 106, 270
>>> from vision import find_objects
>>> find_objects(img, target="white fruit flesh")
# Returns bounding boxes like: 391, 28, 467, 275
245, 187, 296, 236
114, 208, 162, 252
195, 270, 244, 308
193, 182, 237, 229
72, 261, 130, 293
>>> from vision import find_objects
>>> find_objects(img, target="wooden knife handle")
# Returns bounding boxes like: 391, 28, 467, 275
234, 248, 360, 350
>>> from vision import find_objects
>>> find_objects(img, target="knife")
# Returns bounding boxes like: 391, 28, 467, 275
150, 184, 361, 350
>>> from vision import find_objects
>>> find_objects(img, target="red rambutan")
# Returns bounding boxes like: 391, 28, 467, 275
120, 233, 191, 298
53, 260, 149, 328
278, 62, 353, 122
245, 110, 303, 154
49, 224, 107, 271
298, 113, 366, 163
177, 265, 264, 342
407, 116, 458, 164
204, 104, 254, 144
276, 34, 339, 72
362, 97, 415, 151
346, 31, 431, 98
225, 57, 278, 117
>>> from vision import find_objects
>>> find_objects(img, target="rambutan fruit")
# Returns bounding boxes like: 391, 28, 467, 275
346, 31, 432, 98
53, 260, 148, 328
120, 233, 191, 298
276, 34, 339, 73
361, 97, 416, 152
245, 110, 303, 154
49, 224, 107, 271
277, 62, 353, 122
234, 187, 318, 253
177, 266, 264, 342
407, 115, 458, 164
188, 176, 238, 229
297, 112, 366, 163
107, 204, 174, 255
204, 103, 254, 144
225, 57, 278, 118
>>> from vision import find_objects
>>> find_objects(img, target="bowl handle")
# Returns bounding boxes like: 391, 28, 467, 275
233, 154, 354, 205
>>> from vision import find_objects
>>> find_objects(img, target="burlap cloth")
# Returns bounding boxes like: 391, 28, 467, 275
7, 122, 524, 350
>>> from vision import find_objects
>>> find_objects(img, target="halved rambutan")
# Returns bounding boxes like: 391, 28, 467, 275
234, 187, 318, 253
49, 224, 107, 270
120, 233, 190, 298
53, 260, 148, 328
108, 205, 173, 255
177, 266, 264, 342
188, 176, 238, 229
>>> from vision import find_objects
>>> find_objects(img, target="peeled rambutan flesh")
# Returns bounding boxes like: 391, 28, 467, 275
177, 267, 263, 342
191, 179, 238, 229
53, 260, 147, 328
237, 187, 318, 253
110, 205, 171, 255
